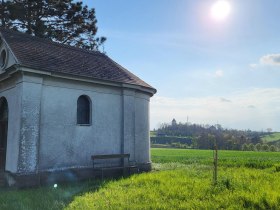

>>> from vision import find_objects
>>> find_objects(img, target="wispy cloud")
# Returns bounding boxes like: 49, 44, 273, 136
247, 105, 256, 109
214, 70, 224, 77
151, 88, 280, 131
260, 54, 280, 66
249, 63, 258, 69
250, 53, 280, 68
220, 97, 231, 103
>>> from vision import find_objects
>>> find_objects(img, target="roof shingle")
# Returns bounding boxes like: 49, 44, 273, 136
0, 28, 155, 92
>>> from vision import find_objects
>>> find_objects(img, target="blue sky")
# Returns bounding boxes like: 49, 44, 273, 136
84, 0, 280, 131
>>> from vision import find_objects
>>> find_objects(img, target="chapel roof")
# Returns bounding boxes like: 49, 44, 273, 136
0, 28, 156, 93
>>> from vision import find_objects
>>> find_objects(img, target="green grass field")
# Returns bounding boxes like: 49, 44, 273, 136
1, 149, 280, 209
262, 132, 280, 143
152, 148, 280, 169
67, 167, 280, 209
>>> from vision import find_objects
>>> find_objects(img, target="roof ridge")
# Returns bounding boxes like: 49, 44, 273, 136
0, 27, 104, 57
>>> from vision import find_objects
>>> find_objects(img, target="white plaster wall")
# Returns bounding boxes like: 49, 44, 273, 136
17, 77, 42, 174
123, 90, 136, 160
134, 93, 151, 163
0, 76, 21, 173
12, 74, 153, 171
39, 80, 123, 170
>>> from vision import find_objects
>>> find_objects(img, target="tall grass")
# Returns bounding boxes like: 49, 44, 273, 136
66, 166, 280, 209
1, 148, 280, 209
66, 149, 280, 209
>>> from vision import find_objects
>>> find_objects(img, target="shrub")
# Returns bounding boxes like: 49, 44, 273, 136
248, 143, 255, 151
261, 144, 269, 151
255, 143, 261, 151
242, 143, 249, 151
269, 145, 277, 152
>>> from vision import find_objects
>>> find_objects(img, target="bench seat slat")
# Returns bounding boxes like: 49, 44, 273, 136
91, 154, 130, 160
93, 165, 137, 171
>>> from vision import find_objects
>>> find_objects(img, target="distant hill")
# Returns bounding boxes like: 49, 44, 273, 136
150, 120, 280, 151
261, 132, 280, 143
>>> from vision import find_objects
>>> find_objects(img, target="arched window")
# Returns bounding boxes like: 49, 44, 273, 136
77, 95, 91, 125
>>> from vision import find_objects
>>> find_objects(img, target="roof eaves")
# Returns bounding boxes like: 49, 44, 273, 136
19, 63, 156, 94
17, 65, 156, 95
122, 83, 157, 96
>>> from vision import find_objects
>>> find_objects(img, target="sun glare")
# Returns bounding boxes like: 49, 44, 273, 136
211, 0, 231, 21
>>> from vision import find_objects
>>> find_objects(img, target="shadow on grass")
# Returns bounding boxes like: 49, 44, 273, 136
0, 177, 124, 210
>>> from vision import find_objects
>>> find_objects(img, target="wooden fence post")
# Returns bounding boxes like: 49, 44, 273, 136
213, 138, 218, 185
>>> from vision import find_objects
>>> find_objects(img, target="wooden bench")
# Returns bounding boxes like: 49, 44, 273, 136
91, 154, 136, 179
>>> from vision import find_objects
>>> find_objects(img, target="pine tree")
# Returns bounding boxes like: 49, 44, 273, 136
0, 0, 106, 51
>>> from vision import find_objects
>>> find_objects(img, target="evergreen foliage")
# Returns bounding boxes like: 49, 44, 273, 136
0, 0, 106, 50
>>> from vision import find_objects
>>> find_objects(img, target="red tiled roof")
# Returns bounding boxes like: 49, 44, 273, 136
0, 28, 156, 92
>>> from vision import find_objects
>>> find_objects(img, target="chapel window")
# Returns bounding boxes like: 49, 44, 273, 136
77, 95, 91, 125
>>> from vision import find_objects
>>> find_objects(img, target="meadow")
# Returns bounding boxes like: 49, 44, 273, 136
152, 148, 280, 169
261, 132, 280, 143
1, 149, 280, 209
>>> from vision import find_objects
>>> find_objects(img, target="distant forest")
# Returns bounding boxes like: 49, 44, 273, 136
151, 119, 280, 151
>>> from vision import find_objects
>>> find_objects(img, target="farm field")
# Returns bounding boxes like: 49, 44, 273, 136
261, 132, 280, 143
152, 148, 280, 168
0, 148, 280, 209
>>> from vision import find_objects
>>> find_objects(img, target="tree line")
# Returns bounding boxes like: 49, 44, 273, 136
242, 143, 277, 152
154, 120, 279, 151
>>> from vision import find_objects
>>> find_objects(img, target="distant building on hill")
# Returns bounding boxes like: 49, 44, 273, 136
172, 118, 177, 126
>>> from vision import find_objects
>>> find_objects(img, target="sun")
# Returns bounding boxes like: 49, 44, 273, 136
210, 0, 231, 21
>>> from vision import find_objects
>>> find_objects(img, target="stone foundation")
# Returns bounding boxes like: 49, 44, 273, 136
2, 162, 152, 188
